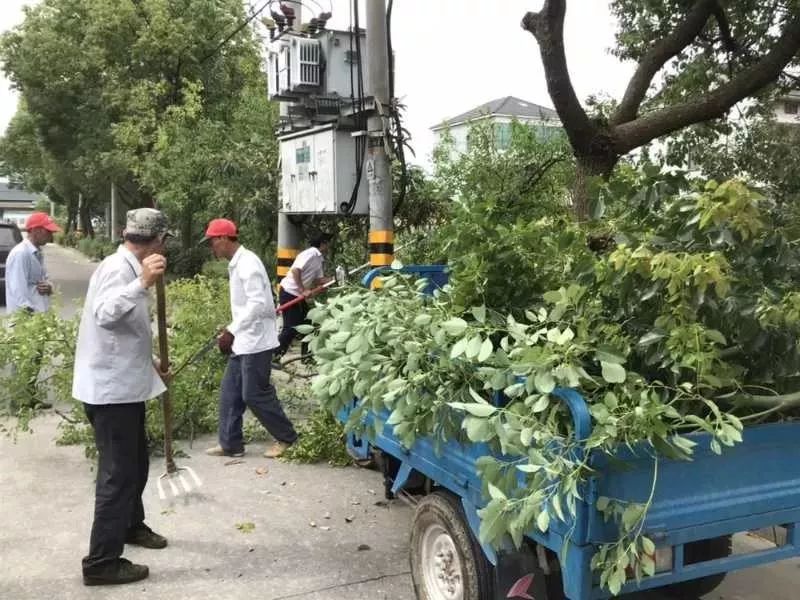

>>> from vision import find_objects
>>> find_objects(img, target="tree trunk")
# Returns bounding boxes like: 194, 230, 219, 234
66, 199, 78, 234
79, 202, 94, 238
180, 207, 194, 250
572, 152, 618, 220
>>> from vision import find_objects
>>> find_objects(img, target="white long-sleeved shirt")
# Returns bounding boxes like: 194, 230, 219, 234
72, 245, 166, 405
5, 239, 50, 313
227, 245, 279, 355
279, 246, 324, 296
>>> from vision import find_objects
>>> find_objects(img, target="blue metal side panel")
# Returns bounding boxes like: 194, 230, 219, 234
587, 422, 800, 545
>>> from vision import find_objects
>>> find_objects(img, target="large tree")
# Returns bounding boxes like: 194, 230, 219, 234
522, 0, 800, 215
0, 0, 278, 244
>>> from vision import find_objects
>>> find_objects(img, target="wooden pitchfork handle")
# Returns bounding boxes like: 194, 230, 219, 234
155, 276, 176, 473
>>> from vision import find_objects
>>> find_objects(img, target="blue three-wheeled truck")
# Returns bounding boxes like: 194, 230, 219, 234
341, 265, 800, 600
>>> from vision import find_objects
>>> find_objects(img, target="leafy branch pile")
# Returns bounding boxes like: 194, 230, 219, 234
304, 169, 800, 594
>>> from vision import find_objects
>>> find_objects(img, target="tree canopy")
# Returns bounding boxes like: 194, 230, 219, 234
0, 0, 279, 245
523, 0, 800, 214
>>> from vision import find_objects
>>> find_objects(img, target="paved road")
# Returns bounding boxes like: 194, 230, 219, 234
1, 243, 798, 599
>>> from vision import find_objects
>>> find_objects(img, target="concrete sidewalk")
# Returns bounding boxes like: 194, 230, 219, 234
0, 412, 414, 600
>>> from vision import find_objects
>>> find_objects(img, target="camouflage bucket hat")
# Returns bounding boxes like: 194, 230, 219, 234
126, 208, 170, 238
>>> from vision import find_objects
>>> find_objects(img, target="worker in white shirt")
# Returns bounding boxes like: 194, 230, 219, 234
73, 208, 170, 587
275, 233, 332, 360
5, 211, 60, 314
202, 218, 297, 459
5, 211, 61, 409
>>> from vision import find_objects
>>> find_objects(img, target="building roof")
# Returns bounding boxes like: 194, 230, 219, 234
431, 96, 559, 130
0, 182, 42, 205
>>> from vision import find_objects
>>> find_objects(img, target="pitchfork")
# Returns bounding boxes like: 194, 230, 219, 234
155, 275, 202, 500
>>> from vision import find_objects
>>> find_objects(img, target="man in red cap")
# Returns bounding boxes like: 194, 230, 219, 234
5, 211, 61, 410
202, 218, 298, 459
5, 211, 61, 314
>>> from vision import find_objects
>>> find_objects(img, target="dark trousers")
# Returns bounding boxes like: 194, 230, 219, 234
218, 349, 297, 452
277, 288, 309, 357
82, 402, 148, 573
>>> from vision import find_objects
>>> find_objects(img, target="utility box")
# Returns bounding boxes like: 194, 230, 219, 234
279, 125, 368, 215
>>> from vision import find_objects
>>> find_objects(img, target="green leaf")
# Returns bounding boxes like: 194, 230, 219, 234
450, 337, 468, 359
478, 338, 493, 362
532, 394, 550, 413
637, 331, 665, 347
488, 483, 507, 501
330, 331, 350, 345
504, 382, 525, 398
556, 327, 575, 345
466, 335, 483, 359
641, 536, 656, 555
413, 314, 432, 326
516, 463, 541, 473
464, 416, 493, 442
601, 361, 626, 383
442, 317, 468, 337
596, 496, 610, 511
295, 324, 315, 334
471, 305, 486, 323
534, 370, 556, 394
536, 510, 550, 532
595, 346, 625, 364
543, 289, 563, 304
458, 403, 497, 418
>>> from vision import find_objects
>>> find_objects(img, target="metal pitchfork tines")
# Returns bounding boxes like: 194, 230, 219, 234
155, 275, 203, 500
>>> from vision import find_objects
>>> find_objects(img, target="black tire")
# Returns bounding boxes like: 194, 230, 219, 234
664, 535, 732, 598
410, 491, 494, 600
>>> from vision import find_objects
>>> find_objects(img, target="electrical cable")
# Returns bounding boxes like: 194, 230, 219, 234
385, 0, 413, 214
341, 0, 367, 214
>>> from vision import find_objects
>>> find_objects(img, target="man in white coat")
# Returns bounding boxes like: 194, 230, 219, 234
73, 208, 170, 586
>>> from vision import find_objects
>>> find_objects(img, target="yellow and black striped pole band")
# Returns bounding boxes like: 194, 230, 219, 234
369, 230, 394, 267
276, 247, 299, 278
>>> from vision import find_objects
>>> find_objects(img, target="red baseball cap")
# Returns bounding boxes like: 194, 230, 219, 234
202, 218, 237, 242
26, 212, 61, 233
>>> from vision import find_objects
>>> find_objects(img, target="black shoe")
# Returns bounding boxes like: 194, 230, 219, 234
126, 524, 168, 549
83, 558, 149, 586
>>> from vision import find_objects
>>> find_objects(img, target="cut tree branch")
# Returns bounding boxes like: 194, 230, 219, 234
521, 0, 595, 156
611, 0, 718, 126
613, 10, 800, 154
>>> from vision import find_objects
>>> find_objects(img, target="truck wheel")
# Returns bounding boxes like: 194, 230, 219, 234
664, 535, 732, 598
410, 491, 494, 600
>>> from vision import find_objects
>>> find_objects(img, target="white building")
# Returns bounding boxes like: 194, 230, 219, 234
430, 96, 561, 155
774, 90, 800, 125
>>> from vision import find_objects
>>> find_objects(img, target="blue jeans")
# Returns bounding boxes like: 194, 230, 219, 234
218, 349, 297, 452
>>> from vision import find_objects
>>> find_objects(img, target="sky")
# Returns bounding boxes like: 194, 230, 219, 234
0, 0, 635, 166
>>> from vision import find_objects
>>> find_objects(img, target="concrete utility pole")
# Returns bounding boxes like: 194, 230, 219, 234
366, 0, 394, 270
275, 0, 304, 283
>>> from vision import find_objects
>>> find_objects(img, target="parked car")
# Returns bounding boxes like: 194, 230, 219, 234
0, 221, 23, 305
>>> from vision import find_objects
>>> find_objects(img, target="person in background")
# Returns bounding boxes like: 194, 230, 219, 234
73, 208, 171, 586
202, 218, 298, 459
5, 211, 60, 314
5, 211, 61, 409
275, 233, 332, 361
